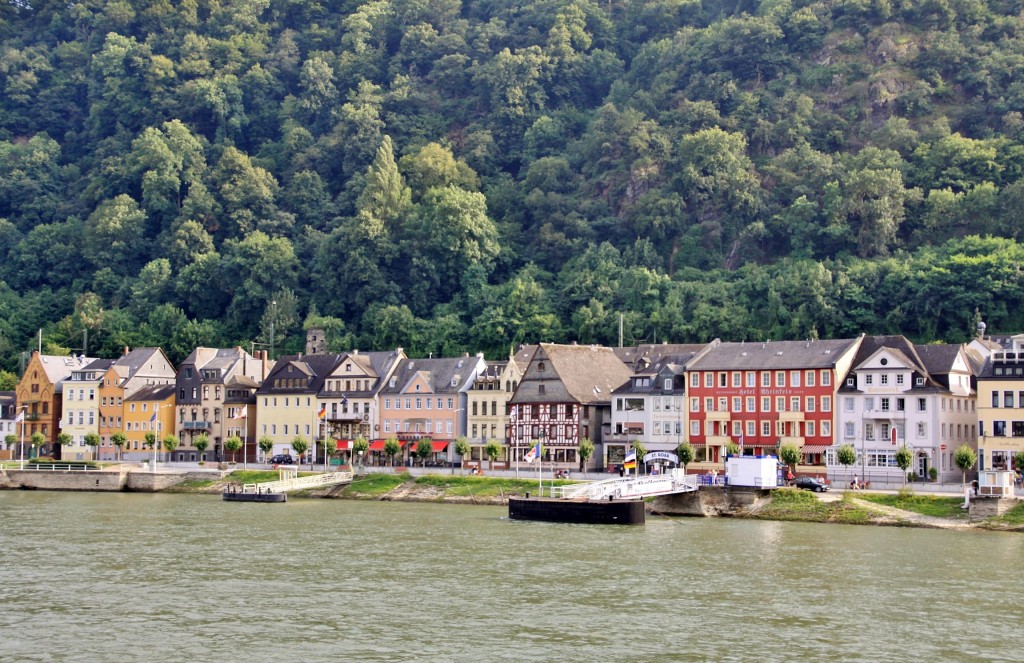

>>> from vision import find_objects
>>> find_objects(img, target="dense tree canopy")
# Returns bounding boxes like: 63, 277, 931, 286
1, 0, 1024, 366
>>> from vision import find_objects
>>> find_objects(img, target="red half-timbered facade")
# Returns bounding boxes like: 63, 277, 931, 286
686, 338, 863, 464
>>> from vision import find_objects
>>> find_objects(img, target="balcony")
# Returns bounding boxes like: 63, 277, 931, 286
705, 411, 730, 422
861, 410, 906, 421
706, 435, 732, 445
25, 413, 41, 421
182, 421, 209, 430
779, 411, 805, 422
780, 435, 805, 446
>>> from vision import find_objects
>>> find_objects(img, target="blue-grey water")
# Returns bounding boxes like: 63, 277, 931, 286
1, 491, 1021, 662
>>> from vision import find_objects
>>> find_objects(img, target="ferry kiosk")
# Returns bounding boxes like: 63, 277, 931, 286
968, 470, 1018, 518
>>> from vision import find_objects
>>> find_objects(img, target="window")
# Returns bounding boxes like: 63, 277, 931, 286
896, 398, 905, 412
732, 397, 741, 412
791, 371, 801, 388
746, 372, 756, 387
917, 422, 926, 438
880, 374, 888, 385
896, 374, 904, 385
705, 397, 714, 411
691, 373, 699, 387
822, 372, 830, 386
691, 398, 699, 412
761, 397, 770, 412
844, 397, 854, 412
865, 374, 873, 385
865, 423, 874, 440
845, 422, 854, 438
806, 397, 815, 412
732, 421, 741, 436
732, 372, 741, 387
805, 421, 815, 437
761, 372, 770, 387
805, 371, 816, 387
881, 398, 890, 412
690, 421, 699, 435
746, 397, 755, 412
918, 398, 927, 412
992, 391, 1000, 408
761, 421, 771, 436
822, 397, 831, 412
1004, 391, 1014, 408
664, 378, 672, 390
746, 421, 755, 436
790, 397, 800, 412
776, 397, 785, 412
719, 373, 727, 387
775, 372, 785, 387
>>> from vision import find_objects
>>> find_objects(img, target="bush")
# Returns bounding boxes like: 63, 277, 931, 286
928, 467, 938, 481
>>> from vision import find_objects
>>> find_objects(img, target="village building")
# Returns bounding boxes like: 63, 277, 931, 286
97, 347, 176, 460
0, 391, 17, 459
59, 358, 114, 460
508, 343, 633, 472
256, 353, 342, 462
686, 338, 863, 467
465, 345, 533, 466
122, 384, 176, 461
16, 352, 94, 456
833, 336, 978, 483
377, 354, 485, 467
606, 344, 712, 469
976, 333, 1024, 472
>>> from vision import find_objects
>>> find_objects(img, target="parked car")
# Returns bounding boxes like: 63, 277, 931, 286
269, 454, 294, 465
793, 476, 829, 492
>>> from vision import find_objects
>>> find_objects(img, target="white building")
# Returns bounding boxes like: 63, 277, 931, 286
59, 359, 114, 460
832, 336, 977, 483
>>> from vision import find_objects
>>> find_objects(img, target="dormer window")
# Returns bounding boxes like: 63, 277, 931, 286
538, 362, 546, 372
539, 384, 546, 395
346, 364, 352, 372
846, 378, 854, 386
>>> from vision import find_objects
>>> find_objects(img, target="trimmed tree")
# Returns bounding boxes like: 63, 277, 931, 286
578, 437, 594, 473
224, 435, 242, 463
895, 445, 913, 485
1014, 451, 1024, 475
454, 436, 469, 474
677, 442, 694, 474
353, 436, 369, 471
111, 432, 126, 461
836, 444, 857, 486
162, 434, 178, 462
725, 441, 741, 458
144, 432, 157, 460
485, 439, 501, 470
84, 433, 101, 461
631, 440, 647, 474
954, 444, 977, 490
4, 433, 16, 451
195, 433, 210, 463
318, 437, 336, 471
257, 435, 273, 463
57, 432, 72, 458
30, 432, 45, 459
384, 437, 400, 466
780, 443, 800, 478
415, 437, 433, 467
291, 436, 309, 464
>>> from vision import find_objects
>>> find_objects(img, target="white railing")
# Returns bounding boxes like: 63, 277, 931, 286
19, 463, 100, 471
553, 470, 700, 500
248, 471, 354, 494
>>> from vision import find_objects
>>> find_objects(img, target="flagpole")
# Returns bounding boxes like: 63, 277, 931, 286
243, 409, 248, 471
152, 407, 158, 473
18, 406, 26, 470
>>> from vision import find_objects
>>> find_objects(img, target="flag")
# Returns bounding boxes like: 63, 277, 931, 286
341, 394, 349, 405
232, 409, 247, 420
623, 448, 637, 470
524, 442, 540, 463
14, 410, 24, 423
150, 411, 158, 423
317, 404, 327, 420
891, 426, 897, 445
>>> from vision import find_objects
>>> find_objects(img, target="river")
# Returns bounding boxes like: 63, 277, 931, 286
1, 491, 1021, 662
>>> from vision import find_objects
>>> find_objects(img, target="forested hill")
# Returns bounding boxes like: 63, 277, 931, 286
1, 0, 1023, 368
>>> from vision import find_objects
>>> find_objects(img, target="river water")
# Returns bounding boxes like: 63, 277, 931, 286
1, 491, 1022, 662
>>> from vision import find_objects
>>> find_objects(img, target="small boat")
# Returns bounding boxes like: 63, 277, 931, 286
222, 486, 287, 503
508, 496, 644, 524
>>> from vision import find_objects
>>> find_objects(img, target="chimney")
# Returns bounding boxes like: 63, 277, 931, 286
124, 346, 130, 356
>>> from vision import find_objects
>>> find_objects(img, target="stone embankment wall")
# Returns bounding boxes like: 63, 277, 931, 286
0, 468, 213, 492
650, 487, 771, 516
968, 496, 1019, 518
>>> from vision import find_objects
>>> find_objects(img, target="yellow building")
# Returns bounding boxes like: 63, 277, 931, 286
123, 385, 176, 461
977, 334, 1024, 471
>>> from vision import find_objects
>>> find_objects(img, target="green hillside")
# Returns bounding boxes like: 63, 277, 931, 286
0, 0, 1022, 367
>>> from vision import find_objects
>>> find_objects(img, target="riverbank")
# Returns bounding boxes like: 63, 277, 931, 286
6, 464, 1022, 531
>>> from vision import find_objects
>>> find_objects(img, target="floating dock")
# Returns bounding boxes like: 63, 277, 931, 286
508, 496, 645, 524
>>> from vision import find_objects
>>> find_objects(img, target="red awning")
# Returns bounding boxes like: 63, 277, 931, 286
431, 441, 449, 453
368, 440, 385, 451
335, 440, 351, 451
801, 445, 832, 454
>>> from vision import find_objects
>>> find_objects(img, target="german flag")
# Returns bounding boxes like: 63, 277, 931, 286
317, 404, 326, 419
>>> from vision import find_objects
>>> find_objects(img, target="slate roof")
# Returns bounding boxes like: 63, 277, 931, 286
615, 343, 710, 374
258, 353, 344, 395
688, 338, 860, 371
36, 354, 94, 387
379, 355, 481, 395
125, 384, 177, 402
511, 343, 633, 405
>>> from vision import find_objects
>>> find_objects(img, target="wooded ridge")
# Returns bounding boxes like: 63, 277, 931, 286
1, 0, 1022, 369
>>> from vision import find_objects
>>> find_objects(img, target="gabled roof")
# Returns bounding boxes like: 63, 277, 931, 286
380, 355, 483, 395
34, 354, 95, 389
258, 353, 343, 394
613, 343, 710, 373
688, 338, 860, 371
914, 344, 969, 377
125, 384, 177, 402
110, 347, 174, 380
512, 343, 633, 405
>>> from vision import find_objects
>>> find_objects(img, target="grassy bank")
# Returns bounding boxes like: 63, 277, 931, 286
857, 489, 967, 519
747, 488, 876, 525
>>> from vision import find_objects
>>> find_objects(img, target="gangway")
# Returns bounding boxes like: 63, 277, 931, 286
551, 468, 700, 501
245, 469, 353, 495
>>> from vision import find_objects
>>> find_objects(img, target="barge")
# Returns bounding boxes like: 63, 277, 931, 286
508, 496, 645, 525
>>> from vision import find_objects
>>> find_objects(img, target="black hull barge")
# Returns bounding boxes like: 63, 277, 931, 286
508, 496, 645, 525
223, 490, 287, 503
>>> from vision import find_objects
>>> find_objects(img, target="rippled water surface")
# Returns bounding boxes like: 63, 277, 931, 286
1, 491, 1022, 662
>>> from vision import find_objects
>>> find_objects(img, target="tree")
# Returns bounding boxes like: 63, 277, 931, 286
194, 433, 210, 463
485, 440, 502, 470
111, 432, 126, 461
224, 435, 242, 464
84, 433, 101, 461
631, 440, 647, 474
4, 433, 16, 451
415, 437, 433, 467
384, 437, 400, 467
258, 435, 273, 463
162, 434, 178, 462
454, 437, 470, 474
725, 442, 741, 458
290, 436, 308, 464
780, 444, 801, 476
30, 432, 45, 459
1014, 451, 1024, 476
578, 437, 594, 473
353, 436, 369, 470
836, 444, 857, 486
57, 432, 72, 459
895, 445, 914, 485
677, 442, 694, 474
953, 444, 977, 490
